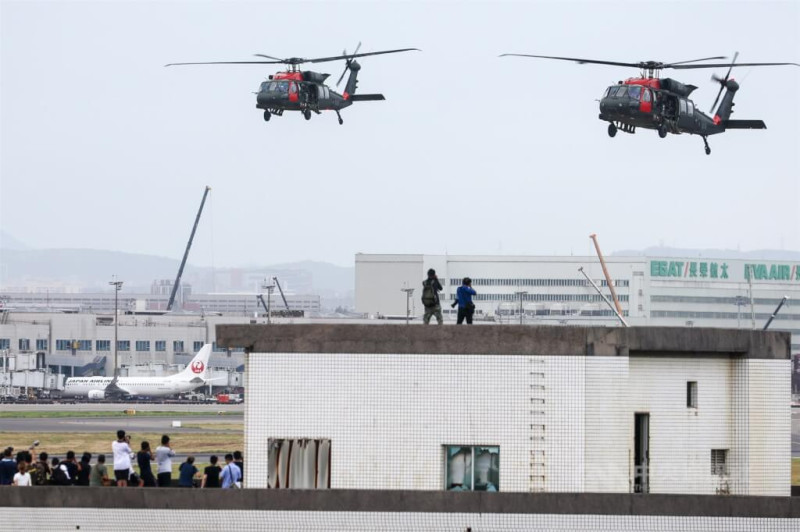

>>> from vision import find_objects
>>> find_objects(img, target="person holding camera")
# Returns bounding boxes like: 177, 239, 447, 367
452, 277, 477, 325
112, 430, 134, 487
421, 269, 444, 325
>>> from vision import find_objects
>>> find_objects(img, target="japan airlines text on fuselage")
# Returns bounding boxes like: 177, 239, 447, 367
63, 344, 212, 398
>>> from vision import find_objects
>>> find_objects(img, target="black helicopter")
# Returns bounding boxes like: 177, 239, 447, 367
500, 52, 799, 154
166, 44, 418, 125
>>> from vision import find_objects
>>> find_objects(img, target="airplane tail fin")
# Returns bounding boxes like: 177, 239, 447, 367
179, 344, 211, 380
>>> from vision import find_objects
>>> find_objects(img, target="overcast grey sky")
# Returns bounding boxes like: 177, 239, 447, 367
2, 1, 798, 267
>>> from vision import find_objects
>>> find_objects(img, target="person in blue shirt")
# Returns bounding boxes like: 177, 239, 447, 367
220, 453, 241, 489
454, 277, 477, 325
178, 456, 198, 488
0, 447, 17, 485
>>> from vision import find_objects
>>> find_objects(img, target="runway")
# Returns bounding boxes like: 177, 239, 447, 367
0, 403, 243, 413
0, 415, 242, 434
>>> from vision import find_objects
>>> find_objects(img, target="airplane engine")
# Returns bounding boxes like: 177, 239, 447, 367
87, 390, 105, 400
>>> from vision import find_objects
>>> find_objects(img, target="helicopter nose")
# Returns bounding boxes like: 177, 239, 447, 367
256, 91, 271, 106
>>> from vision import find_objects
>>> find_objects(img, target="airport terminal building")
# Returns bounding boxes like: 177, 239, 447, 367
355, 254, 800, 352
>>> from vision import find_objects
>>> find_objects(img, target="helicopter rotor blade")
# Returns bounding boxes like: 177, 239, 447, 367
306, 46, 418, 65
336, 41, 363, 87
499, 53, 643, 68
165, 60, 285, 67
662, 56, 727, 67
709, 52, 739, 113
253, 54, 284, 61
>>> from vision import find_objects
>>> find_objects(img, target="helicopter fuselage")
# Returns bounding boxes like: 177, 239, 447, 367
255, 71, 353, 113
598, 77, 724, 137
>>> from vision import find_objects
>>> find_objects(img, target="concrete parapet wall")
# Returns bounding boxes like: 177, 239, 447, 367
1, 487, 799, 517
216, 324, 790, 359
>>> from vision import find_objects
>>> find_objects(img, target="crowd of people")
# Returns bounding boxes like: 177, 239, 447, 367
1, 430, 243, 489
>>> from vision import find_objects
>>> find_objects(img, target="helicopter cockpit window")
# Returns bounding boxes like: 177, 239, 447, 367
627, 86, 642, 100
603, 87, 613, 98
613, 86, 628, 97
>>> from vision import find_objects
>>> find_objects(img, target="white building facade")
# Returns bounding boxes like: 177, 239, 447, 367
355, 254, 800, 352
223, 324, 790, 496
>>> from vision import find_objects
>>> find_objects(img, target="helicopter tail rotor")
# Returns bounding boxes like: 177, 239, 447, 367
710, 51, 739, 113
336, 42, 362, 87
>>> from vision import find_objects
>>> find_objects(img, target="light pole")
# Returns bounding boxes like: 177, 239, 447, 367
514, 291, 528, 325
734, 295, 747, 329
109, 277, 124, 378
261, 280, 275, 325
401, 288, 415, 325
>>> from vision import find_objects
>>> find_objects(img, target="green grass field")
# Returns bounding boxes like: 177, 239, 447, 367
793, 458, 800, 486
0, 432, 243, 456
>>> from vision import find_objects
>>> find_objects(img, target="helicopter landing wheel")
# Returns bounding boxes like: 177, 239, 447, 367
607, 123, 617, 138
263, 111, 271, 122
703, 136, 711, 155
303, 109, 312, 121
658, 125, 667, 138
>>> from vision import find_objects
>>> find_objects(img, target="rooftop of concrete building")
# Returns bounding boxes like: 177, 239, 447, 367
216, 324, 790, 359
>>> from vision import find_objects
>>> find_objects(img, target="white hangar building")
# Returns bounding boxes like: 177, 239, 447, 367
218, 324, 791, 496
355, 254, 800, 352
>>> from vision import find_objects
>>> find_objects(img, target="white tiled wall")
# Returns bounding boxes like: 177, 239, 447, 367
1, 508, 798, 532
245, 352, 789, 495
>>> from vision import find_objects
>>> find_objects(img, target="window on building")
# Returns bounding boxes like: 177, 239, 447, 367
711, 449, 728, 475
268, 439, 331, 489
77, 340, 92, 351
0, 338, 9, 350
193, 341, 204, 352
174, 340, 185, 353
155, 341, 166, 352
96, 340, 111, 352
212, 342, 226, 353
444, 445, 499, 492
55, 339, 71, 351
135, 341, 150, 352
18, 338, 30, 351
36, 339, 48, 351
687, 381, 698, 408
117, 340, 130, 352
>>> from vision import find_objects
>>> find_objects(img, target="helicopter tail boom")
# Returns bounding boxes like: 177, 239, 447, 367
724, 119, 767, 129
349, 94, 385, 101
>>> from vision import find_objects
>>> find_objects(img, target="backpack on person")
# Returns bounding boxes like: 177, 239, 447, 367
51, 463, 70, 486
421, 282, 437, 308
29, 462, 48, 486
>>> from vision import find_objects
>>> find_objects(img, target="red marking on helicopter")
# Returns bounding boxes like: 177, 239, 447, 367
274, 72, 303, 81
638, 88, 653, 113
191, 361, 205, 374
288, 82, 299, 103
342, 91, 350, 100
713, 115, 721, 125
623, 78, 661, 90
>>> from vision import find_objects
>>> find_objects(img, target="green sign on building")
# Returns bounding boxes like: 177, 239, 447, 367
650, 261, 800, 281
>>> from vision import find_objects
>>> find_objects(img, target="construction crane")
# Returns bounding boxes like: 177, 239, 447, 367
167, 186, 211, 311
272, 277, 291, 312
589, 233, 625, 318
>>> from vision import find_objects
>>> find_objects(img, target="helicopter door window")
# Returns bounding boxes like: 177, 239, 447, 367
323, 86, 330, 99
679, 99, 687, 115
627, 86, 642, 100
642, 89, 651, 102
687, 101, 694, 116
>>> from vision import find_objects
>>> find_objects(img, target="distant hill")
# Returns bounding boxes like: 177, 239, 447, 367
0, 247, 354, 302
612, 247, 800, 261
0, 231, 29, 250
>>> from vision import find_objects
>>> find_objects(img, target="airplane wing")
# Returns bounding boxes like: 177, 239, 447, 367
104, 377, 133, 398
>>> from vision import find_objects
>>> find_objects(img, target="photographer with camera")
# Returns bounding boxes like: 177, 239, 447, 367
421, 269, 444, 325
112, 430, 134, 487
452, 277, 477, 325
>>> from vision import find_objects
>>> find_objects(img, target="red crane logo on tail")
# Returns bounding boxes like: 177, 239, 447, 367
191, 361, 205, 374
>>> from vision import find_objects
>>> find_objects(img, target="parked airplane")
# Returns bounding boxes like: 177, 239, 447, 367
63, 344, 213, 399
